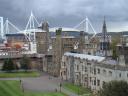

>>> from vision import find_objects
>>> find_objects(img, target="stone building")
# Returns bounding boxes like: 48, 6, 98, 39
36, 21, 50, 54
0, 52, 44, 70
51, 28, 80, 76
60, 52, 128, 92
84, 36, 99, 55
60, 52, 105, 88
50, 27, 88, 76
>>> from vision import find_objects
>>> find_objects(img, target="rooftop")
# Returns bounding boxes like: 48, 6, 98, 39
64, 52, 105, 62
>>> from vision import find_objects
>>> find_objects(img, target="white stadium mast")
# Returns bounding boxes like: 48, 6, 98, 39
73, 17, 97, 50
23, 11, 40, 53
4, 18, 20, 34
0, 17, 4, 39
25, 11, 39, 30
74, 16, 97, 39
24, 11, 39, 42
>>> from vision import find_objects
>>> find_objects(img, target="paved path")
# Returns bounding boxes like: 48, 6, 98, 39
0, 72, 77, 96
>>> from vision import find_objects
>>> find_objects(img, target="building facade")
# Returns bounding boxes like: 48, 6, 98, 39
60, 52, 128, 92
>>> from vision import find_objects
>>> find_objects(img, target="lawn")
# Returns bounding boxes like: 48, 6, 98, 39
0, 71, 40, 78
0, 80, 67, 96
63, 83, 91, 95
0, 80, 23, 96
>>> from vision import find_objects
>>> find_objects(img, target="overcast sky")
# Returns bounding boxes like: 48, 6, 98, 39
0, 0, 128, 32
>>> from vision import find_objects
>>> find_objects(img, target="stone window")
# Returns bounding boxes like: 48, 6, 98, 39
97, 80, 100, 86
94, 68, 96, 75
85, 67, 88, 72
77, 65, 79, 70
85, 77, 88, 82
63, 62, 66, 67
97, 68, 100, 74
103, 81, 106, 86
94, 80, 96, 85
90, 77, 91, 82
119, 73, 121, 77
87, 62, 91, 65
109, 71, 112, 76
103, 69, 106, 75
64, 71, 66, 75
82, 65, 84, 71
76, 75, 79, 79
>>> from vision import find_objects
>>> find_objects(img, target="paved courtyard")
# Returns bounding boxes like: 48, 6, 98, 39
22, 73, 62, 92
0, 72, 77, 96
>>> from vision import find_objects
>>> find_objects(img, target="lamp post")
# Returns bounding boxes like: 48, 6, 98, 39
59, 83, 62, 92
78, 72, 81, 96
19, 77, 24, 96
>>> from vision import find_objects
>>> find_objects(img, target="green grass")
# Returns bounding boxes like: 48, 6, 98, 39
0, 71, 40, 78
0, 80, 23, 96
63, 83, 91, 95
0, 80, 67, 96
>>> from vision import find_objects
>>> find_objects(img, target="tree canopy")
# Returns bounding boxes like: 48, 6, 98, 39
98, 80, 128, 96
2, 58, 17, 72
20, 55, 31, 71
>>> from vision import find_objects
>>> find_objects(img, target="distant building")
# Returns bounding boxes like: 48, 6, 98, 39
98, 18, 111, 57
5, 33, 29, 50
84, 36, 99, 55
36, 21, 50, 54
117, 35, 128, 66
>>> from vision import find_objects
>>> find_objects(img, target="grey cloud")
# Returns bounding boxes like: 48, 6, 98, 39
0, 0, 128, 32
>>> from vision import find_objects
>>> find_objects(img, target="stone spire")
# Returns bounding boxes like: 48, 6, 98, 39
100, 17, 111, 57
102, 16, 107, 42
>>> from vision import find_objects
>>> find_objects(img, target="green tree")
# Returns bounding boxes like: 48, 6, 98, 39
2, 59, 8, 71
20, 55, 31, 71
98, 80, 128, 96
2, 58, 16, 72
111, 38, 120, 60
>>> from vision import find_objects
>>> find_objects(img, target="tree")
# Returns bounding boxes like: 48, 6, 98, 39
98, 80, 128, 96
110, 38, 120, 60
2, 58, 17, 72
20, 55, 31, 71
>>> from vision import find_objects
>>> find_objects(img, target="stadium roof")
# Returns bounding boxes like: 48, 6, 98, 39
50, 27, 80, 32
18, 28, 46, 33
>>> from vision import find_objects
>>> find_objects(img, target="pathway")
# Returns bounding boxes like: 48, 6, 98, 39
0, 72, 77, 96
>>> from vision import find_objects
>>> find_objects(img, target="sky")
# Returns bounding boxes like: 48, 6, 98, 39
0, 0, 128, 32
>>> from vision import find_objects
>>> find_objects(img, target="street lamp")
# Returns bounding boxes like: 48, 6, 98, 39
78, 72, 81, 96
59, 83, 62, 92
20, 78, 24, 96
